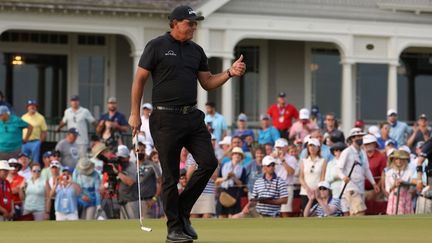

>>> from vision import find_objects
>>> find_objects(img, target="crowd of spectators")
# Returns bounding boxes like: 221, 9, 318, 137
1, 90, 432, 222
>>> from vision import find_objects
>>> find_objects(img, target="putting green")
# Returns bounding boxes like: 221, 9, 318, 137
1, 216, 432, 243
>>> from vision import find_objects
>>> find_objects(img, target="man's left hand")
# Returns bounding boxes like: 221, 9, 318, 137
229, 55, 246, 77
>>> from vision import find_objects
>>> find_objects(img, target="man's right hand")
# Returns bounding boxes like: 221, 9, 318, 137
128, 114, 141, 136
343, 176, 350, 184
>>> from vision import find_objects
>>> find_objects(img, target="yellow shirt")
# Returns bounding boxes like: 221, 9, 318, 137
21, 112, 48, 140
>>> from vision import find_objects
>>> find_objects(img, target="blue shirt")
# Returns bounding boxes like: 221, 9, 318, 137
389, 121, 411, 146
233, 129, 255, 152
73, 170, 101, 207
0, 115, 28, 152
204, 112, 227, 142
258, 126, 280, 145
54, 184, 79, 214
99, 112, 128, 126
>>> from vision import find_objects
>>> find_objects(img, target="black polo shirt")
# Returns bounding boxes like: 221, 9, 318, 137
138, 32, 209, 106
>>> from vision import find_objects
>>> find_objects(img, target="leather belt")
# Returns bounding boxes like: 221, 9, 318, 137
154, 104, 197, 114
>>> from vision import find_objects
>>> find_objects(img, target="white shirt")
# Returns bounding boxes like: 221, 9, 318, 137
140, 115, 154, 154
300, 156, 325, 195
62, 107, 95, 145
18, 167, 31, 181
275, 154, 298, 186
337, 145, 375, 194
385, 167, 412, 193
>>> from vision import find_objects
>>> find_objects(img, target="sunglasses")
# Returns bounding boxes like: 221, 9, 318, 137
310, 165, 315, 174
266, 163, 275, 167
318, 186, 328, 191
32, 169, 41, 173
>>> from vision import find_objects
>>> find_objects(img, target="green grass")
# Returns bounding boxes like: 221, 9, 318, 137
2, 216, 432, 243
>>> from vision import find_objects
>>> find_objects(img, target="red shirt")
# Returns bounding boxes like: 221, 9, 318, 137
0, 178, 13, 213
267, 103, 299, 130
365, 150, 387, 190
7, 174, 25, 204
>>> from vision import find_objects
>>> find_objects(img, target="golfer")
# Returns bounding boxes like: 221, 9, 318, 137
128, 5, 246, 243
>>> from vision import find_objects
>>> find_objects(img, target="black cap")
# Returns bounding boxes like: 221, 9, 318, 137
168, 5, 204, 21
278, 92, 286, 97
330, 142, 347, 155
70, 95, 79, 101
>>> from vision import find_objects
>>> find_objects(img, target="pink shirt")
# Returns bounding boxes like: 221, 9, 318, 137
289, 121, 318, 141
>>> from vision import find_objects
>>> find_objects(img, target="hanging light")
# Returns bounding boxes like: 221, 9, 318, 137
12, 55, 24, 65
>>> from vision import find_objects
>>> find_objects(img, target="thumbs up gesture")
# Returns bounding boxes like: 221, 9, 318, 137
228, 54, 246, 77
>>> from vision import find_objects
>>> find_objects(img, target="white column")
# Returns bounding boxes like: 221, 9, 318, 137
222, 57, 233, 126
387, 63, 398, 111
341, 61, 355, 135
130, 49, 144, 113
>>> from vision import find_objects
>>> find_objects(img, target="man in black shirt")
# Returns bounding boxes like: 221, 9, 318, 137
128, 5, 245, 243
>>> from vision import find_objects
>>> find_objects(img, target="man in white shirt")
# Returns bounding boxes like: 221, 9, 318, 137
140, 103, 154, 155
337, 128, 379, 216
56, 95, 96, 156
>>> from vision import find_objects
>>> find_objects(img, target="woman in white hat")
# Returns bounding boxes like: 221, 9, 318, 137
215, 147, 247, 218
304, 181, 342, 217
73, 157, 101, 220
45, 160, 61, 220
299, 138, 327, 211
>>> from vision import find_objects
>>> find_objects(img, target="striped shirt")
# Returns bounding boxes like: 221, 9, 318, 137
310, 197, 342, 217
252, 173, 288, 216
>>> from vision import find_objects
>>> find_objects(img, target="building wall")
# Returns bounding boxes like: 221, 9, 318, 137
115, 35, 133, 116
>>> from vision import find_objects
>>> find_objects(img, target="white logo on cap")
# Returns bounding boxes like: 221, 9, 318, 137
165, 50, 177, 56
188, 8, 196, 15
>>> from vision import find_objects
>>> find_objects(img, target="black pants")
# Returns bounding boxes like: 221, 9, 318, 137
150, 109, 218, 232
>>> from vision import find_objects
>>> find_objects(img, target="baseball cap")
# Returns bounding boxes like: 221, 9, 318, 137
354, 120, 365, 128
311, 105, 319, 115
307, 138, 320, 147
43, 151, 53, 158
70, 95, 79, 101
168, 5, 204, 21
107, 97, 117, 103
67, 128, 79, 136
218, 136, 232, 145
137, 134, 146, 145
303, 134, 311, 145
275, 138, 288, 148
318, 181, 331, 189
385, 139, 397, 147
260, 114, 270, 120
278, 92, 286, 97
142, 103, 153, 110
116, 145, 130, 158
62, 166, 73, 174
26, 99, 37, 106
363, 134, 377, 145
418, 114, 427, 120
0, 160, 14, 171
18, 152, 29, 158
387, 109, 397, 116
237, 113, 248, 122
50, 160, 61, 168
417, 141, 425, 149
0, 105, 10, 115
330, 142, 347, 155
262, 155, 276, 166
368, 125, 381, 138
299, 108, 310, 120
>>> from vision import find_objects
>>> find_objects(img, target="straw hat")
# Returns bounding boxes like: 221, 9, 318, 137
76, 157, 95, 176
92, 142, 108, 158
230, 147, 245, 159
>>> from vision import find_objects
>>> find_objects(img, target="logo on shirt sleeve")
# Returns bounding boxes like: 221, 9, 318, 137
165, 50, 177, 56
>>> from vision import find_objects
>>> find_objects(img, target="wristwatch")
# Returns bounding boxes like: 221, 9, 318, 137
152, 196, 158, 201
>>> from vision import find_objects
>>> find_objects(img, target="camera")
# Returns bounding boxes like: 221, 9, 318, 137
97, 154, 122, 194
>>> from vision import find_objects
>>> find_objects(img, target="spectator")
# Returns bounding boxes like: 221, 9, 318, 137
273, 138, 297, 217
412, 142, 432, 214
177, 169, 188, 194
299, 130, 333, 162
45, 160, 61, 220
233, 113, 255, 152
149, 150, 162, 176
376, 122, 394, 150
96, 97, 129, 151
56, 95, 96, 156
368, 126, 382, 150
385, 139, 398, 156
289, 108, 318, 144
258, 114, 280, 146
325, 142, 346, 200
0, 106, 32, 160
387, 109, 411, 146
73, 157, 101, 220
310, 105, 324, 129
407, 114, 431, 152
246, 147, 265, 199
266, 91, 299, 138
299, 138, 327, 210
21, 99, 48, 164
323, 112, 345, 145
136, 142, 162, 219
221, 136, 253, 167
17, 152, 31, 180
385, 150, 414, 215
23, 163, 47, 221
6, 158, 25, 220
0, 91, 14, 114
140, 103, 154, 156
211, 134, 224, 161
204, 101, 227, 142
116, 145, 139, 219
51, 166, 80, 221
216, 147, 248, 218
251, 155, 288, 217
337, 128, 379, 216
179, 147, 189, 170
304, 181, 342, 217
0, 160, 14, 221
40, 151, 54, 182
218, 136, 232, 163
55, 128, 80, 169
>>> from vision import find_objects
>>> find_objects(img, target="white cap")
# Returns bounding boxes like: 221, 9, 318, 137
307, 138, 320, 147
0, 160, 14, 170
142, 103, 153, 110
274, 138, 288, 148
116, 145, 130, 158
237, 113, 248, 122
368, 125, 381, 138
262, 155, 276, 166
50, 160, 61, 168
137, 134, 146, 144
362, 134, 377, 145
318, 181, 331, 189
387, 109, 397, 116
218, 136, 232, 145
399, 146, 411, 154
303, 134, 311, 144
211, 134, 216, 140
386, 148, 396, 157
8, 158, 18, 164
299, 108, 310, 119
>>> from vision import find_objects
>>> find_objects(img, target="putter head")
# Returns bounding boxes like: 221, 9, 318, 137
141, 226, 152, 232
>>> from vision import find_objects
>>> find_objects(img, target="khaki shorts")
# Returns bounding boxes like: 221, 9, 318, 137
344, 191, 366, 215
190, 193, 216, 215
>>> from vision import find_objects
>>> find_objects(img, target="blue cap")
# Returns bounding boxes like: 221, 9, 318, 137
237, 113, 248, 122
43, 151, 53, 158
0, 105, 10, 115
26, 99, 37, 106
311, 105, 319, 115
62, 166, 73, 174
70, 95, 79, 101
67, 128, 79, 135
385, 139, 397, 147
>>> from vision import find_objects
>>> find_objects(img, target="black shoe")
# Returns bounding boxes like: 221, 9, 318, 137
182, 217, 198, 240
166, 230, 193, 243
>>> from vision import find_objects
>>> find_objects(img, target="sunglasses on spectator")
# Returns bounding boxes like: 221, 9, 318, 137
32, 169, 41, 173
310, 165, 315, 173
318, 186, 328, 191
266, 163, 275, 167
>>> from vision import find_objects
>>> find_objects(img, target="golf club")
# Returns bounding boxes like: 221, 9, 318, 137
338, 161, 360, 199
134, 135, 152, 232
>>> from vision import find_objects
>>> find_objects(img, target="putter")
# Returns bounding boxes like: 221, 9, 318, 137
134, 135, 152, 232
338, 161, 360, 199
